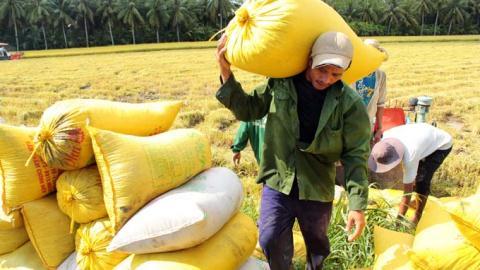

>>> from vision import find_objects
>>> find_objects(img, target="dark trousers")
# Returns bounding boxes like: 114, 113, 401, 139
258, 183, 332, 270
415, 147, 452, 196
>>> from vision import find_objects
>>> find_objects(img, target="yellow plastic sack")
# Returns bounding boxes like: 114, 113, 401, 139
0, 124, 60, 214
21, 195, 75, 269
408, 198, 480, 270
368, 188, 416, 219
368, 188, 404, 208
0, 226, 29, 255
89, 127, 212, 232
114, 212, 257, 270
33, 99, 182, 170
443, 195, 480, 251
0, 208, 23, 230
224, 0, 386, 82
0, 242, 46, 270
374, 245, 414, 270
56, 166, 107, 226
373, 226, 414, 270
76, 218, 128, 270
253, 230, 305, 261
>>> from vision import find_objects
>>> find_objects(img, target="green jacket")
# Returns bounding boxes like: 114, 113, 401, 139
216, 75, 370, 210
231, 117, 266, 163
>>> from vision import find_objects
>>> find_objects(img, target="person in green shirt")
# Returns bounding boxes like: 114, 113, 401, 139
215, 32, 371, 270
231, 116, 266, 166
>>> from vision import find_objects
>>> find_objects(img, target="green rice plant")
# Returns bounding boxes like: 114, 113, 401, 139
323, 190, 414, 270
174, 111, 206, 128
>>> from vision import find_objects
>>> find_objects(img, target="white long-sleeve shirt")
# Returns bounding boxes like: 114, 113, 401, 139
382, 123, 453, 184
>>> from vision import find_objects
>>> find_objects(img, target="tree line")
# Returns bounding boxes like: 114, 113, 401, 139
0, 0, 479, 51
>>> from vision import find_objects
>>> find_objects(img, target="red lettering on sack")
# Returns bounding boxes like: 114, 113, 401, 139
25, 141, 57, 194
66, 128, 85, 143
26, 142, 34, 151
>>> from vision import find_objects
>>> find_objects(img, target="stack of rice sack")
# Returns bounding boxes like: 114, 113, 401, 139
372, 196, 480, 269
46, 99, 188, 270
1, 98, 258, 270
0, 124, 61, 269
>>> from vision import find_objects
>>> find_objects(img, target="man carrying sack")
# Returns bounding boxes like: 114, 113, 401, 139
215, 32, 371, 270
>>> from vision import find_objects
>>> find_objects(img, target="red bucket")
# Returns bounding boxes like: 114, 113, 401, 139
375, 108, 406, 132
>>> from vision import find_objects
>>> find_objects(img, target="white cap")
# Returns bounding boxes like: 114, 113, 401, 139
311, 32, 353, 70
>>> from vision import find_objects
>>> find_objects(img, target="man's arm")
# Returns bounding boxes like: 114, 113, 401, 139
398, 182, 414, 217
216, 35, 232, 82
232, 122, 250, 153
398, 161, 419, 223
216, 76, 272, 121
215, 34, 272, 121
231, 122, 250, 166
341, 97, 371, 241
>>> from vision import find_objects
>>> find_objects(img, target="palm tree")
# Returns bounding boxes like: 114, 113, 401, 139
467, 0, 480, 26
231, 0, 244, 8
324, 0, 337, 9
117, 0, 144, 44
432, 0, 446, 35
146, 0, 169, 43
97, 0, 116, 45
414, 0, 434, 35
74, 0, 94, 47
381, 0, 418, 34
28, 0, 53, 50
194, 0, 210, 26
53, 0, 74, 48
207, 0, 234, 29
0, 0, 25, 51
169, 0, 189, 42
358, 0, 379, 24
340, 0, 360, 22
443, 0, 469, 35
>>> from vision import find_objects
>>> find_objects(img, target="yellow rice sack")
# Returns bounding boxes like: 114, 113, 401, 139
75, 218, 128, 270
368, 188, 416, 219
89, 127, 211, 232
21, 195, 75, 269
56, 166, 107, 226
408, 198, 480, 270
0, 124, 60, 214
443, 195, 480, 251
34, 99, 182, 170
224, 0, 386, 82
114, 212, 257, 270
0, 207, 23, 230
0, 226, 29, 255
0, 242, 46, 270
373, 226, 414, 270
368, 188, 404, 208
